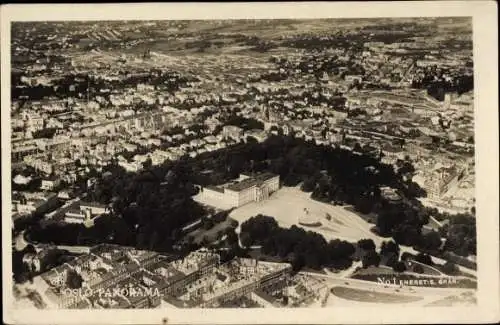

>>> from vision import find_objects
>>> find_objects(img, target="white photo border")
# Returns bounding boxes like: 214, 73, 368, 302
1, 1, 498, 324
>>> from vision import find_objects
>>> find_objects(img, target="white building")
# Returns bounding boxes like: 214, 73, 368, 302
64, 201, 109, 226
40, 177, 61, 191
198, 173, 280, 208
424, 165, 464, 199
12, 191, 59, 215
222, 125, 243, 140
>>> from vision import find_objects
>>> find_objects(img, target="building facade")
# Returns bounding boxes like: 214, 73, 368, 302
199, 173, 280, 208
424, 165, 465, 199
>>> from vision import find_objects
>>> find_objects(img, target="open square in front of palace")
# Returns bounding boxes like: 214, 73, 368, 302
228, 186, 382, 244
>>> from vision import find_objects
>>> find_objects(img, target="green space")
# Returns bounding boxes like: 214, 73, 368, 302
239, 215, 355, 271
330, 286, 422, 303
185, 217, 236, 245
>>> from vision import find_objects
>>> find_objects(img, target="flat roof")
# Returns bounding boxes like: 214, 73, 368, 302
80, 201, 107, 209
205, 185, 224, 193
226, 172, 278, 192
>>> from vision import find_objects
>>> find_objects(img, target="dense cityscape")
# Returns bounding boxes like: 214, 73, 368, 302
10, 18, 477, 309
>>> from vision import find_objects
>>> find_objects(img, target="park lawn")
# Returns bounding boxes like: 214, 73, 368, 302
187, 217, 236, 245
247, 247, 290, 264
230, 186, 381, 245
351, 265, 396, 277
344, 206, 378, 224
330, 286, 423, 304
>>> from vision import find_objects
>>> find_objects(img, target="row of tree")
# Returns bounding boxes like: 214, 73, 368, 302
412, 72, 473, 100
225, 115, 265, 131
12, 69, 193, 102
12, 244, 74, 284
240, 215, 355, 271
358, 238, 462, 276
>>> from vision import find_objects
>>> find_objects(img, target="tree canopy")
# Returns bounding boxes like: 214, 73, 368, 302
240, 215, 355, 271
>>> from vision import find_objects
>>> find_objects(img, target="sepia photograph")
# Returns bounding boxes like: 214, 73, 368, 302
1, 2, 498, 325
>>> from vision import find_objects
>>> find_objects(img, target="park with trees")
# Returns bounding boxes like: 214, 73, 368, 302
24, 134, 475, 264
240, 215, 356, 271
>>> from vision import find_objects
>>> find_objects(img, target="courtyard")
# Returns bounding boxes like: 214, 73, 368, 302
229, 186, 383, 245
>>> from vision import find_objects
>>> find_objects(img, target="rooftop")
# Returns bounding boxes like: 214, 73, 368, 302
171, 249, 219, 275
225, 172, 278, 192
80, 201, 107, 209
205, 185, 224, 193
